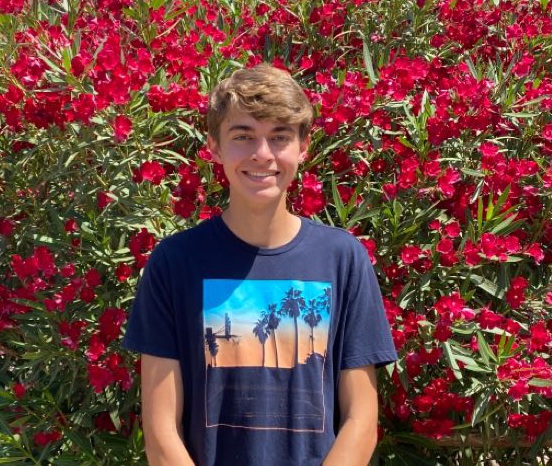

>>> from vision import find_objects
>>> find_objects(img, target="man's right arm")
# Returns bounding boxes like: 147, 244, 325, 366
141, 354, 195, 466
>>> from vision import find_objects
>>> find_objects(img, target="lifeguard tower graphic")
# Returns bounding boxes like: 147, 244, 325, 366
205, 312, 240, 367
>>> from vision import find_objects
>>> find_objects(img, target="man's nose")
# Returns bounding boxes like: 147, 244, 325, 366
252, 138, 274, 161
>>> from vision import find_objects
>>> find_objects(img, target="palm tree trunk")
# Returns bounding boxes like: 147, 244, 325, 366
273, 330, 279, 368
262, 342, 265, 367
293, 316, 298, 366
311, 327, 315, 355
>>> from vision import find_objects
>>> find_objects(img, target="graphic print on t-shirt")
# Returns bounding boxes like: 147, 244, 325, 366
203, 279, 332, 431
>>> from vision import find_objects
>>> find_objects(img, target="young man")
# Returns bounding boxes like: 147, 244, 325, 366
123, 64, 397, 466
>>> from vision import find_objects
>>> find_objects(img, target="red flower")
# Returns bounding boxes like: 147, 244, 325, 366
400, 245, 423, 265
512, 54, 535, 78
436, 238, 454, 254
33, 430, 61, 447
86, 333, 106, 362
88, 363, 114, 393
542, 123, 552, 141
71, 53, 91, 77
98, 307, 126, 344
64, 218, 79, 233
412, 419, 455, 439
173, 197, 196, 218
115, 263, 133, 282
360, 238, 377, 265
71, 93, 96, 124
506, 277, 528, 309
419, 346, 442, 365
437, 168, 461, 198
463, 240, 481, 266
80, 287, 95, 303
382, 183, 398, 200
94, 411, 118, 432
60, 283, 77, 302
444, 221, 461, 238
412, 395, 434, 413
477, 307, 503, 329
294, 173, 326, 217
0, 217, 15, 237
0, 0, 25, 14
129, 228, 157, 268
85, 268, 102, 288
11, 253, 38, 280
132, 160, 166, 185
59, 320, 87, 351
524, 243, 544, 264
405, 352, 422, 378
508, 411, 552, 440
112, 115, 132, 142
508, 380, 529, 401
12, 382, 26, 399
97, 191, 115, 210
529, 321, 551, 353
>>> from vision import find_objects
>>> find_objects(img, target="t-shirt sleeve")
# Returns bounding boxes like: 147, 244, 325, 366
122, 243, 179, 359
340, 241, 397, 370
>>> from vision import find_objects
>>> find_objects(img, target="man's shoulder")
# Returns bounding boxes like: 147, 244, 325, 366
301, 218, 365, 252
153, 217, 217, 256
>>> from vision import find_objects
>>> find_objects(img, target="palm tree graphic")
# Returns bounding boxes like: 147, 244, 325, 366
261, 303, 281, 368
252, 317, 269, 367
280, 287, 306, 366
205, 328, 219, 367
303, 299, 322, 355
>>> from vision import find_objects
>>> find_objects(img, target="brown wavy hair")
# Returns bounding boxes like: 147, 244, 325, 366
207, 64, 313, 143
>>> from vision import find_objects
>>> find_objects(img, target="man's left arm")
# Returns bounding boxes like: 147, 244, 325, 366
322, 365, 378, 466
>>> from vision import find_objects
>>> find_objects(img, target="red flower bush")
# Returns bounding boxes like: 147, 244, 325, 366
0, 0, 551, 463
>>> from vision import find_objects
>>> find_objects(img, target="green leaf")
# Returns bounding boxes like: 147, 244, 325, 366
477, 196, 484, 233
489, 214, 519, 234
462, 167, 485, 178
469, 274, 503, 299
471, 388, 494, 426
330, 176, 346, 225
443, 341, 463, 380
477, 331, 497, 365
502, 112, 539, 118
362, 39, 378, 85
528, 378, 552, 388
151, 0, 167, 9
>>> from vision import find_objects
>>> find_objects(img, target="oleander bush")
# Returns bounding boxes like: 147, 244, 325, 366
0, 0, 551, 464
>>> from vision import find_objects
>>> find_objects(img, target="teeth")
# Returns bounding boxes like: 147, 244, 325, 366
248, 171, 276, 177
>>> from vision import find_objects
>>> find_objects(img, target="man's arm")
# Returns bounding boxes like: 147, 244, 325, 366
322, 365, 379, 466
141, 354, 195, 466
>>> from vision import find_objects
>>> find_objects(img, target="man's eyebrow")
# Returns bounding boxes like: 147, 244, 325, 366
226, 124, 294, 133
271, 126, 294, 133
227, 125, 253, 132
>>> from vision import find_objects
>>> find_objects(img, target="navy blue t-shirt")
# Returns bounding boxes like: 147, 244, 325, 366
123, 216, 397, 466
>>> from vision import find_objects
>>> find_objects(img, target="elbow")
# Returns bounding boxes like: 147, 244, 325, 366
344, 416, 378, 460
143, 421, 184, 464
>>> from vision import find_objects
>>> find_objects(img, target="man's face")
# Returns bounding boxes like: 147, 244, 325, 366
207, 109, 309, 210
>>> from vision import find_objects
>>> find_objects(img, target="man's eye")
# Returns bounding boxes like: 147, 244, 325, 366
234, 135, 252, 141
273, 135, 289, 142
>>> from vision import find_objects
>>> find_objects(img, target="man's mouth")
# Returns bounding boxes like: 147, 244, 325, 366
244, 171, 279, 177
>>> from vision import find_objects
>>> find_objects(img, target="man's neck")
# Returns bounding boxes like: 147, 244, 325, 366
221, 202, 301, 249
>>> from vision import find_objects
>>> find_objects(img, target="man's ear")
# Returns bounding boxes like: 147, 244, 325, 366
207, 135, 222, 164
299, 135, 311, 163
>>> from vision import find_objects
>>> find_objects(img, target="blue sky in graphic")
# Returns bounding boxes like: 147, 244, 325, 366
204, 279, 331, 331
